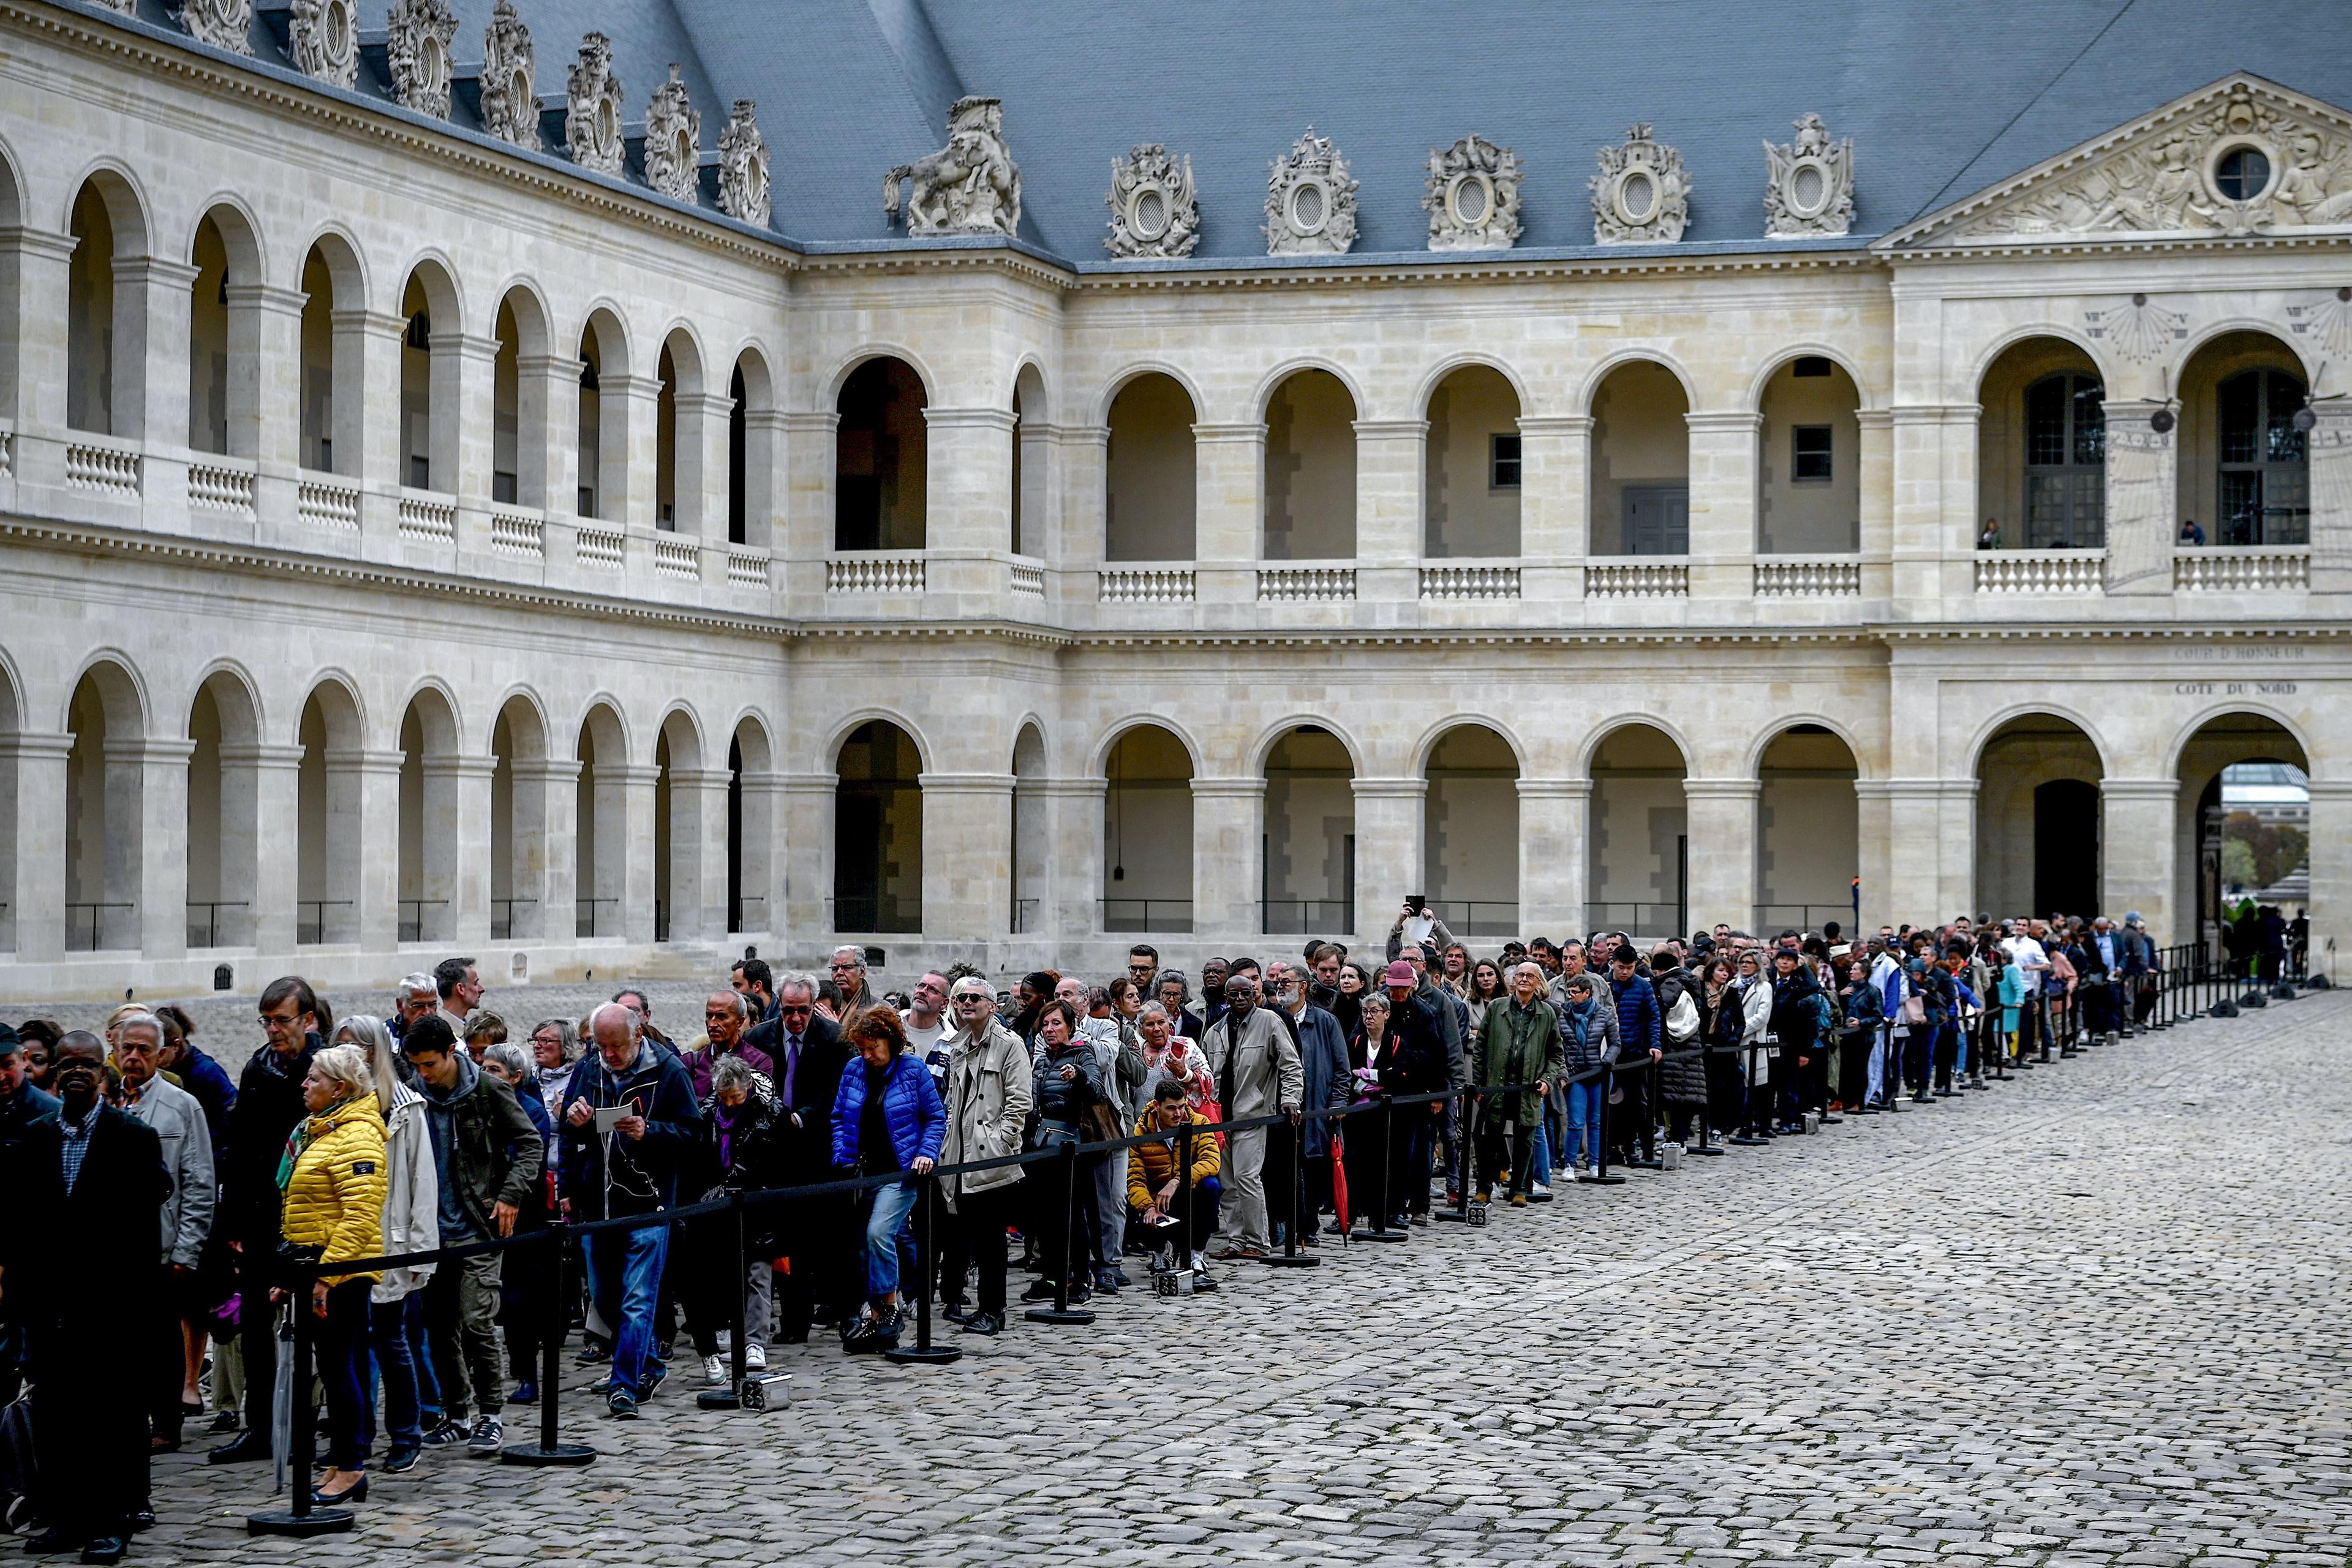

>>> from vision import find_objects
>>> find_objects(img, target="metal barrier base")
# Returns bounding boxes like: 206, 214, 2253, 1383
246, 1509, 355, 1537
502, 1442, 595, 1468
695, 1388, 742, 1410
1577, 1170, 1626, 1185
1351, 1226, 1409, 1243
883, 1344, 963, 1365
1023, 1306, 1096, 1325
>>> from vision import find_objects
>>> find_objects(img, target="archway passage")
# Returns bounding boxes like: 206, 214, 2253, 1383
1011, 364, 1046, 557
1590, 361, 1689, 556
1262, 725, 1353, 935
1977, 337, 2105, 549
298, 239, 364, 475
68, 177, 143, 437
66, 663, 145, 952
728, 717, 773, 933
186, 672, 260, 949
1103, 725, 1194, 933
576, 311, 630, 519
2174, 712, 2311, 961
835, 358, 927, 550
1975, 713, 2104, 922
296, 682, 364, 945
396, 689, 460, 943
1009, 724, 1046, 935
490, 696, 548, 940
1755, 725, 1858, 932
2176, 331, 2309, 547
1106, 374, 1196, 562
1424, 366, 1520, 558
834, 720, 921, 933
574, 704, 627, 938
1758, 356, 1861, 554
1423, 725, 1518, 935
1264, 371, 1355, 561
1588, 724, 1687, 936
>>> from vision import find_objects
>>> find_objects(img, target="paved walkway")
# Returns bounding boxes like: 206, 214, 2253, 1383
141, 992, 2352, 1566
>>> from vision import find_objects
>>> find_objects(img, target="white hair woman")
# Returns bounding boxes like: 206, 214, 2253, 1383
278, 1042, 388, 1504
330, 1014, 437, 1474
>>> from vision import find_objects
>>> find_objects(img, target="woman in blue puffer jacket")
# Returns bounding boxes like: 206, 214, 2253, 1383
831, 1008, 945, 1351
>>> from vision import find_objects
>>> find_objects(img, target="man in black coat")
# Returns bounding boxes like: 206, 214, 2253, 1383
208, 976, 323, 1463
2, 1032, 170, 1561
746, 971, 850, 1338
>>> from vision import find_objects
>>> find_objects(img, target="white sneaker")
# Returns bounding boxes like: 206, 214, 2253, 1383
1529, 1182, 1552, 1198
701, 1354, 726, 1386
744, 1343, 767, 1370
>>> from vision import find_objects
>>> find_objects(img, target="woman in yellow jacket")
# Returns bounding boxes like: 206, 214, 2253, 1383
277, 1042, 388, 1506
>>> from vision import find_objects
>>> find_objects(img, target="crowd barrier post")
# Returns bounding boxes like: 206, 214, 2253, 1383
698, 1194, 751, 1408
884, 1177, 960, 1364
505, 1227, 596, 1466
1263, 1115, 1320, 1265
1438, 1089, 1478, 1223
1176, 1120, 1198, 1272
1357, 1099, 1406, 1241
1580, 1067, 1625, 1184
246, 1263, 354, 1537
1023, 1137, 1095, 1327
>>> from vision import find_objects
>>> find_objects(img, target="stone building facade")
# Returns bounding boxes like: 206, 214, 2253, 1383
1, 1, 2346, 997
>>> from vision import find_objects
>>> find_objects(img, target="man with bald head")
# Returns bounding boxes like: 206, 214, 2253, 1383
558, 1002, 698, 1420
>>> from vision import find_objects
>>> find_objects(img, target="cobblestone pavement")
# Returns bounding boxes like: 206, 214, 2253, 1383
137, 991, 2352, 1566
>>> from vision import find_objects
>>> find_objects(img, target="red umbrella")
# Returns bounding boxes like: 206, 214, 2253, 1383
1327, 1128, 1350, 1239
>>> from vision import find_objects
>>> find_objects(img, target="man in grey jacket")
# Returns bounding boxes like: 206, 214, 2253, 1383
114, 1012, 214, 1452
1202, 976, 1304, 1260
938, 979, 1033, 1336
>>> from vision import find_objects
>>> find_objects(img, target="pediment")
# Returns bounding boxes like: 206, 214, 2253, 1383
1886, 74, 2352, 249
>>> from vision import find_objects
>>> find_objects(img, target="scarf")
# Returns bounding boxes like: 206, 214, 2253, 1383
277, 1093, 364, 1192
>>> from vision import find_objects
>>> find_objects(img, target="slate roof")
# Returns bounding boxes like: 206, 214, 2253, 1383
92, 0, 2352, 268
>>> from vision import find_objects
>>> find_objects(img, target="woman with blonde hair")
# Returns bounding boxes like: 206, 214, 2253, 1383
277, 1043, 388, 1504
331, 1014, 437, 1474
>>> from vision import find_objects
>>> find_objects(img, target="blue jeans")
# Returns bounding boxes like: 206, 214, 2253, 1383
583, 1223, 670, 1398
1528, 1121, 1553, 1184
403, 1288, 440, 1425
1562, 1080, 1603, 1167
368, 1294, 422, 1450
861, 1178, 921, 1303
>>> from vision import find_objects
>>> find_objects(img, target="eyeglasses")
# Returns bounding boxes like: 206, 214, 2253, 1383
777, 1005, 813, 1018
828, 962, 860, 973
952, 993, 989, 1006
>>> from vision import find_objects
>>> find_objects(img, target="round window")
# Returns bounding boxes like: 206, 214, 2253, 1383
326, 0, 350, 58
510, 69, 531, 116
420, 35, 444, 87
2216, 145, 2272, 202
1791, 162, 1825, 214
596, 99, 618, 152
673, 129, 692, 172
1619, 170, 1656, 222
1132, 187, 1169, 239
1450, 173, 1490, 227
1290, 179, 1327, 233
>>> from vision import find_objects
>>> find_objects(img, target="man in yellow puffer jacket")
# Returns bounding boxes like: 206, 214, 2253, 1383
276, 1044, 388, 1506
1126, 1079, 1223, 1291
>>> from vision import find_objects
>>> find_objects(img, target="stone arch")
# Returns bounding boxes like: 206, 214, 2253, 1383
1408, 712, 1527, 777
1577, 714, 1695, 777
834, 718, 924, 934
1588, 357, 1692, 556
821, 707, 935, 777
1423, 723, 1521, 937
186, 665, 262, 948
1574, 347, 1700, 417
573, 699, 630, 938
2163, 702, 2314, 782
728, 343, 776, 545
1423, 362, 1523, 557
298, 230, 369, 475
398, 255, 465, 492
1964, 322, 2119, 406
64, 656, 148, 952
1261, 722, 1357, 936
654, 324, 707, 532
1756, 352, 1864, 554
1740, 710, 1874, 781
65, 167, 155, 437
1248, 713, 1365, 777
1091, 714, 1206, 778
1974, 711, 2108, 921
575, 306, 633, 520
1743, 344, 1882, 412
1263, 368, 1357, 560
1975, 334, 2111, 550
1009, 720, 1049, 934
1102, 721, 1194, 935
187, 200, 266, 456
1012, 361, 1048, 556
1966, 702, 2113, 780
2171, 709, 2315, 956
491, 282, 552, 507
490, 689, 552, 940
654, 704, 708, 941
1586, 720, 1691, 937
1755, 723, 1862, 933
1251, 357, 1368, 421
835, 353, 928, 550
1098, 361, 1207, 426
1105, 370, 1198, 562
2173, 326, 2312, 548
396, 684, 463, 942
824, 344, 940, 409
726, 711, 775, 933
295, 674, 366, 945
0, 140, 20, 420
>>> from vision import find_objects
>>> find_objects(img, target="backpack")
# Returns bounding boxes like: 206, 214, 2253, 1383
1664, 986, 1699, 1043
1810, 992, 1834, 1036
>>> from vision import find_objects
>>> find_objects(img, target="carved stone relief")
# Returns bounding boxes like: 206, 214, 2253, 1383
1105, 143, 1199, 258
2288, 286, 2352, 356
565, 32, 625, 176
1265, 127, 1357, 255
1591, 124, 1689, 244
386, 0, 459, 120
1763, 113, 1853, 237
883, 96, 1022, 236
171, 0, 254, 55
480, 0, 539, 151
1424, 134, 1521, 251
717, 100, 771, 225
288, 0, 359, 89
644, 64, 701, 203
1955, 81, 2352, 239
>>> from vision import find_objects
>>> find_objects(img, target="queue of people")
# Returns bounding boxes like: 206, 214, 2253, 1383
0, 913, 2176, 1560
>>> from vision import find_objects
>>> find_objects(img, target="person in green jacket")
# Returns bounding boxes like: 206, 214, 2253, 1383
1472, 962, 1566, 1206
